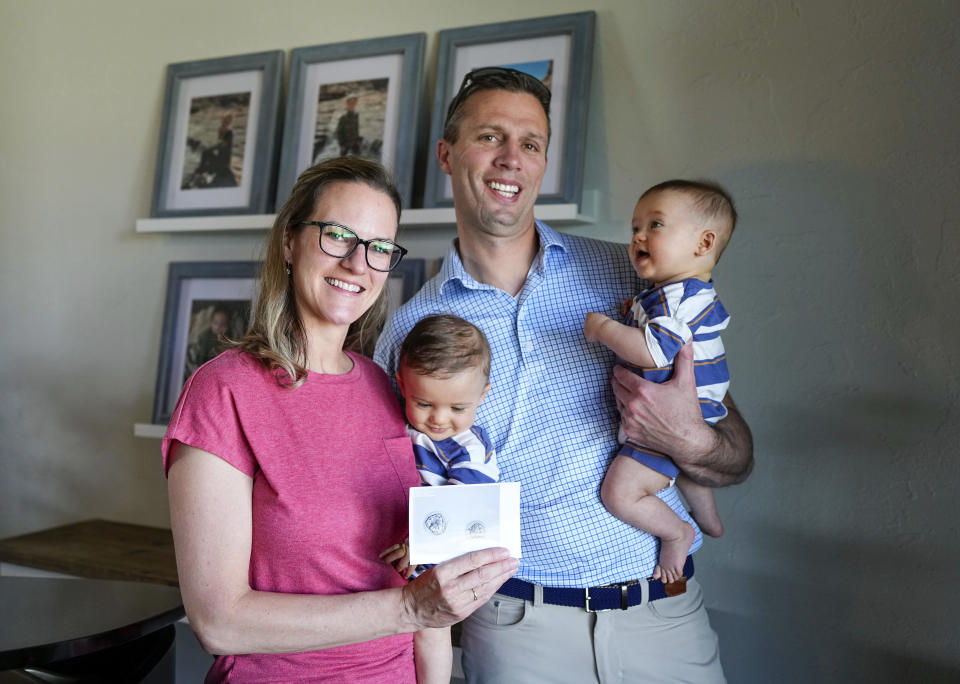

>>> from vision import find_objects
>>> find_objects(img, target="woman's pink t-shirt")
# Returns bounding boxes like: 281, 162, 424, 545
162, 349, 420, 683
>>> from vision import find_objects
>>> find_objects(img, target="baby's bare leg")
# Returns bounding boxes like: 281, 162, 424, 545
414, 625, 453, 684
600, 454, 695, 584
676, 474, 724, 537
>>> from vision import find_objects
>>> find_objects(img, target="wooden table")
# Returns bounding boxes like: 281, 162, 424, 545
0, 519, 178, 586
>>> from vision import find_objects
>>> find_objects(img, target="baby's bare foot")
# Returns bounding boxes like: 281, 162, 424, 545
694, 510, 724, 538
657, 523, 695, 584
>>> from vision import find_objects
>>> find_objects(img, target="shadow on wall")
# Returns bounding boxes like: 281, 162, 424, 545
702, 517, 960, 681
688, 159, 960, 683
712, 608, 960, 684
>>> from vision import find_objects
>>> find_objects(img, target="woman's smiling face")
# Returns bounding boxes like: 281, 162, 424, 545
284, 181, 398, 334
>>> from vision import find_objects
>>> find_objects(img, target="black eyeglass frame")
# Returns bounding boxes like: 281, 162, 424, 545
299, 220, 408, 272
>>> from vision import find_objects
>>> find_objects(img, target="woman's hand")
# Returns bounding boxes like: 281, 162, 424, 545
400, 547, 518, 630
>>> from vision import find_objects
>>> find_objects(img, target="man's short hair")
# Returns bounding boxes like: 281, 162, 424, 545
399, 314, 491, 378
641, 179, 738, 256
442, 67, 552, 144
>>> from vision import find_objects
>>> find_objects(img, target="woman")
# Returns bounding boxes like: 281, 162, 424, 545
163, 157, 517, 683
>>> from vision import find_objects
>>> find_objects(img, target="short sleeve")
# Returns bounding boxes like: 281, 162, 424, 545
643, 316, 693, 368
161, 353, 258, 478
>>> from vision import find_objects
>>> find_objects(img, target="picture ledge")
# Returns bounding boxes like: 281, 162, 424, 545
134, 198, 596, 233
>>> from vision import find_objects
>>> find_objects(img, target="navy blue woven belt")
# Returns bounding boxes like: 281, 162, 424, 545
497, 555, 694, 612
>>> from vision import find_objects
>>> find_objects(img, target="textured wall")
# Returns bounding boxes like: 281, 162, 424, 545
1, 1, 957, 681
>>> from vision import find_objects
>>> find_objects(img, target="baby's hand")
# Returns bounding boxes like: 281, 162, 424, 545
379, 539, 413, 579
584, 312, 610, 343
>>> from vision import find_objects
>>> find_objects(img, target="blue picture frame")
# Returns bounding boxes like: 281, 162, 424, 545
150, 51, 283, 218
275, 33, 426, 210
424, 12, 595, 208
152, 261, 261, 424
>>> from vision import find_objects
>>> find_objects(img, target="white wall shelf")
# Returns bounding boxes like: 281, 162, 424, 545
135, 198, 596, 233
136, 214, 275, 233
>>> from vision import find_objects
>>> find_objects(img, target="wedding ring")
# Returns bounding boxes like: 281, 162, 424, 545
472, 587, 479, 601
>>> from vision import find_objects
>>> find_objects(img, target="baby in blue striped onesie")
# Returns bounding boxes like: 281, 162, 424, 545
395, 314, 498, 488
585, 179, 737, 585
380, 314, 497, 683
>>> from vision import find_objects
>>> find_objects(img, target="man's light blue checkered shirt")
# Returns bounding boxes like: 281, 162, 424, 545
374, 220, 702, 587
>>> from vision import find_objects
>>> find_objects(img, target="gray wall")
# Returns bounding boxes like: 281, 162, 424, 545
1, 1, 957, 681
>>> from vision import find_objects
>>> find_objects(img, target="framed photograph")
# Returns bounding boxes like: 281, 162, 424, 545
423, 12, 595, 208
150, 51, 284, 218
275, 33, 426, 209
386, 258, 426, 320
152, 261, 261, 424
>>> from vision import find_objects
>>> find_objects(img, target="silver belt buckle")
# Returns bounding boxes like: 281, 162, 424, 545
584, 585, 630, 612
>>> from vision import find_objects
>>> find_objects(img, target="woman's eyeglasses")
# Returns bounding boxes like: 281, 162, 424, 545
300, 221, 407, 272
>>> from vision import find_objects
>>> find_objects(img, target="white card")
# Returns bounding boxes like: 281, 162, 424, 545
408, 482, 521, 565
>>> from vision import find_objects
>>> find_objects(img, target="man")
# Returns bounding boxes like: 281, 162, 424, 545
374, 67, 753, 683
335, 94, 361, 156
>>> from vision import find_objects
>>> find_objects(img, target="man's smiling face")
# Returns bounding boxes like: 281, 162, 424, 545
437, 88, 549, 240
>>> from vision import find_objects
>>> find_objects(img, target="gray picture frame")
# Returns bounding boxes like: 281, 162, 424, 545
275, 33, 426, 209
152, 261, 261, 425
150, 51, 283, 218
423, 12, 595, 208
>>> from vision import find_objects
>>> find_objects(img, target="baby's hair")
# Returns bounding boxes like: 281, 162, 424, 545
399, 314, 491, 379
642, 179, 737, 257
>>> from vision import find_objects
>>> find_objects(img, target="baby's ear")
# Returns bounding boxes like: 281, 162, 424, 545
696, 230, 716, 256
395, 371, 406, 396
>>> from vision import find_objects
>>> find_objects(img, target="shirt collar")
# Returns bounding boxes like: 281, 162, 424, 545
438, 219, 569, 292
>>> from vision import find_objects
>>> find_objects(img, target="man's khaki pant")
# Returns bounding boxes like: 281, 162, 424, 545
460, 577, 725, 683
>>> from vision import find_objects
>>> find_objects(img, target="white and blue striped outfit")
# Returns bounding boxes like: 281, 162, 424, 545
374, 221, 702, 586
617, 279, 731, 478
408, 424, 498, 486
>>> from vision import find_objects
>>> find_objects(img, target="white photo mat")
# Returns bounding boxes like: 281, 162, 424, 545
163, 276, 257, 416
293, 54, 404, 178
275, 34, 425, 208
165, 70, 263, 211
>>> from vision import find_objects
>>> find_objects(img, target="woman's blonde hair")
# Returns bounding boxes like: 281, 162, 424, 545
229, 157, 402, 387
